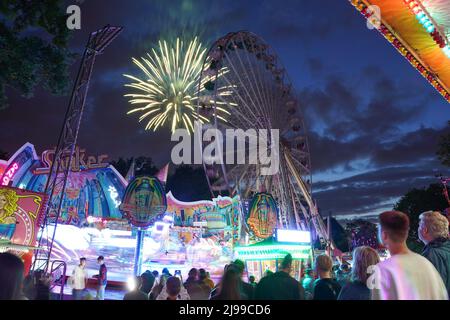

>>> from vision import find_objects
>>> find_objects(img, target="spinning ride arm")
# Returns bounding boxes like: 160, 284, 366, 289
32, 26, 123, 273
284, 149, 335, 252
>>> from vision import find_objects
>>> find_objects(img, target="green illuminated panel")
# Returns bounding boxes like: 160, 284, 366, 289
234, 244, 312, 261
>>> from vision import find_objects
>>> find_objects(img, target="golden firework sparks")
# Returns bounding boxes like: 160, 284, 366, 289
124, 37, 232, 134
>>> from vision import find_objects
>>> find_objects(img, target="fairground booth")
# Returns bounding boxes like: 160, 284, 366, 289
234, 229, 313, 281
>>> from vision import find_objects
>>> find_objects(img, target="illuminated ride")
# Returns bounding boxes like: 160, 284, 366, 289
2, 143, 127, 224
348, 0, 450, 103
196, 31, 329, 244
31, 25, 123, 274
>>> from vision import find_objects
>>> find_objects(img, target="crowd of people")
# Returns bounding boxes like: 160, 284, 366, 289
0, 210, 449, 300
121, 210, 449, 301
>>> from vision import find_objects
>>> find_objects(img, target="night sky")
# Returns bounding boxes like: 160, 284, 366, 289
1, 0, 450, 219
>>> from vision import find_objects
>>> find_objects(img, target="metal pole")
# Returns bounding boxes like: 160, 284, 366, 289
134, 228, 144, 276
327, 212, 331, 256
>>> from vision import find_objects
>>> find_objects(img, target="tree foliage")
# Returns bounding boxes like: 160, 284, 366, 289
110, 156, 158, 178
345, 219, 379, 250
437, 121, 450, 167
394, 183, 449, 253
0, 0, 75, 108
166, 165, 211, 201
329, 217, 350, 252
109, 158, 211, 201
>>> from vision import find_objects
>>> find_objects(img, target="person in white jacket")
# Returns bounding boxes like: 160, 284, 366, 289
372, 211, 448, 300
71, 257, 88, 300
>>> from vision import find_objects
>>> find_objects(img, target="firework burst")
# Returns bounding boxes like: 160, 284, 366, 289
124, 37, 231, 134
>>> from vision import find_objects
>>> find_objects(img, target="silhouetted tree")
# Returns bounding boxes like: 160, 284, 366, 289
329, 217, 350, 253
437, 121, 450, 167
394, 183, 448, 253
110, 157, 158, 178
345, 219, 379, 250
166, 165, 211, 201
0, 0, 75, 108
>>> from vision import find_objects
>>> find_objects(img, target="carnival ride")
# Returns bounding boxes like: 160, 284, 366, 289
196, 31, 329, 244
32, 25, 123, 273
349, 0, 450, 103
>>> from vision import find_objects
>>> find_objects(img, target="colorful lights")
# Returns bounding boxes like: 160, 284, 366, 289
349, 0, 450, 103
86, 215, 103, 224
276, 229, 311, 243
444, 45, 450, 58
234, 244, 311, 260
403, 0, 448, 52
127, 277, 137, 291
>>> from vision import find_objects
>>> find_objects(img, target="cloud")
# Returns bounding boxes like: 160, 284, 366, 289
313, 161, 445, 216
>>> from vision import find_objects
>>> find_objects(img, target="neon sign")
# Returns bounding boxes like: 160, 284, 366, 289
276, 229, 311, 244
33, 147, 109, 175
2, 163, 19, 186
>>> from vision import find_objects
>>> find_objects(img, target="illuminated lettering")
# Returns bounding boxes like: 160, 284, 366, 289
108, 186, 121, 208
34, 147, 109, 174
2, 163, 19, 186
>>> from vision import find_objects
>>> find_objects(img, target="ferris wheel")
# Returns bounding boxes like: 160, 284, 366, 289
196, 31, 328, 240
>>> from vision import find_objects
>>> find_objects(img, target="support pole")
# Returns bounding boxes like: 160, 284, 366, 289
134, 228, 145, 276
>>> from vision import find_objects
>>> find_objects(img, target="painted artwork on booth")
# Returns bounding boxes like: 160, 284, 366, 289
0, 186, 47, 272
0, 143, 127, 226
247, 192, 278, 239
120, 176, 167, 228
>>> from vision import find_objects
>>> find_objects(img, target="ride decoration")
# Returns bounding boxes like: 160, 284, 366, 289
1, 143, 127, 226
119, 176, 167, 228
247, 193, 278, 239
349, 0, 450, 103
0, 186, 48, 272
402, 0, 449, 56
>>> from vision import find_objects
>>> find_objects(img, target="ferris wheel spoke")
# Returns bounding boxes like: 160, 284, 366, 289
249, 52, 276, 129
233, 35, 268, 124
219, 72, 262, 129
223, 53, 266, 129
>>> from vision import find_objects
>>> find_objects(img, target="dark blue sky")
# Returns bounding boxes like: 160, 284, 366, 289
2, 0, 449, 217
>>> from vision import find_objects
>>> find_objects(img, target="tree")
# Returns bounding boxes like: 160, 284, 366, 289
393, 183, 448, 253
345, 219, 379, 250
437, 121, 450, 167
329, 217, 350, 253
109, 157, 133, 177
166, 165, 211, 201
313, 216, 351, 252
0, 0, 75, 108
109, 157, 158, 178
